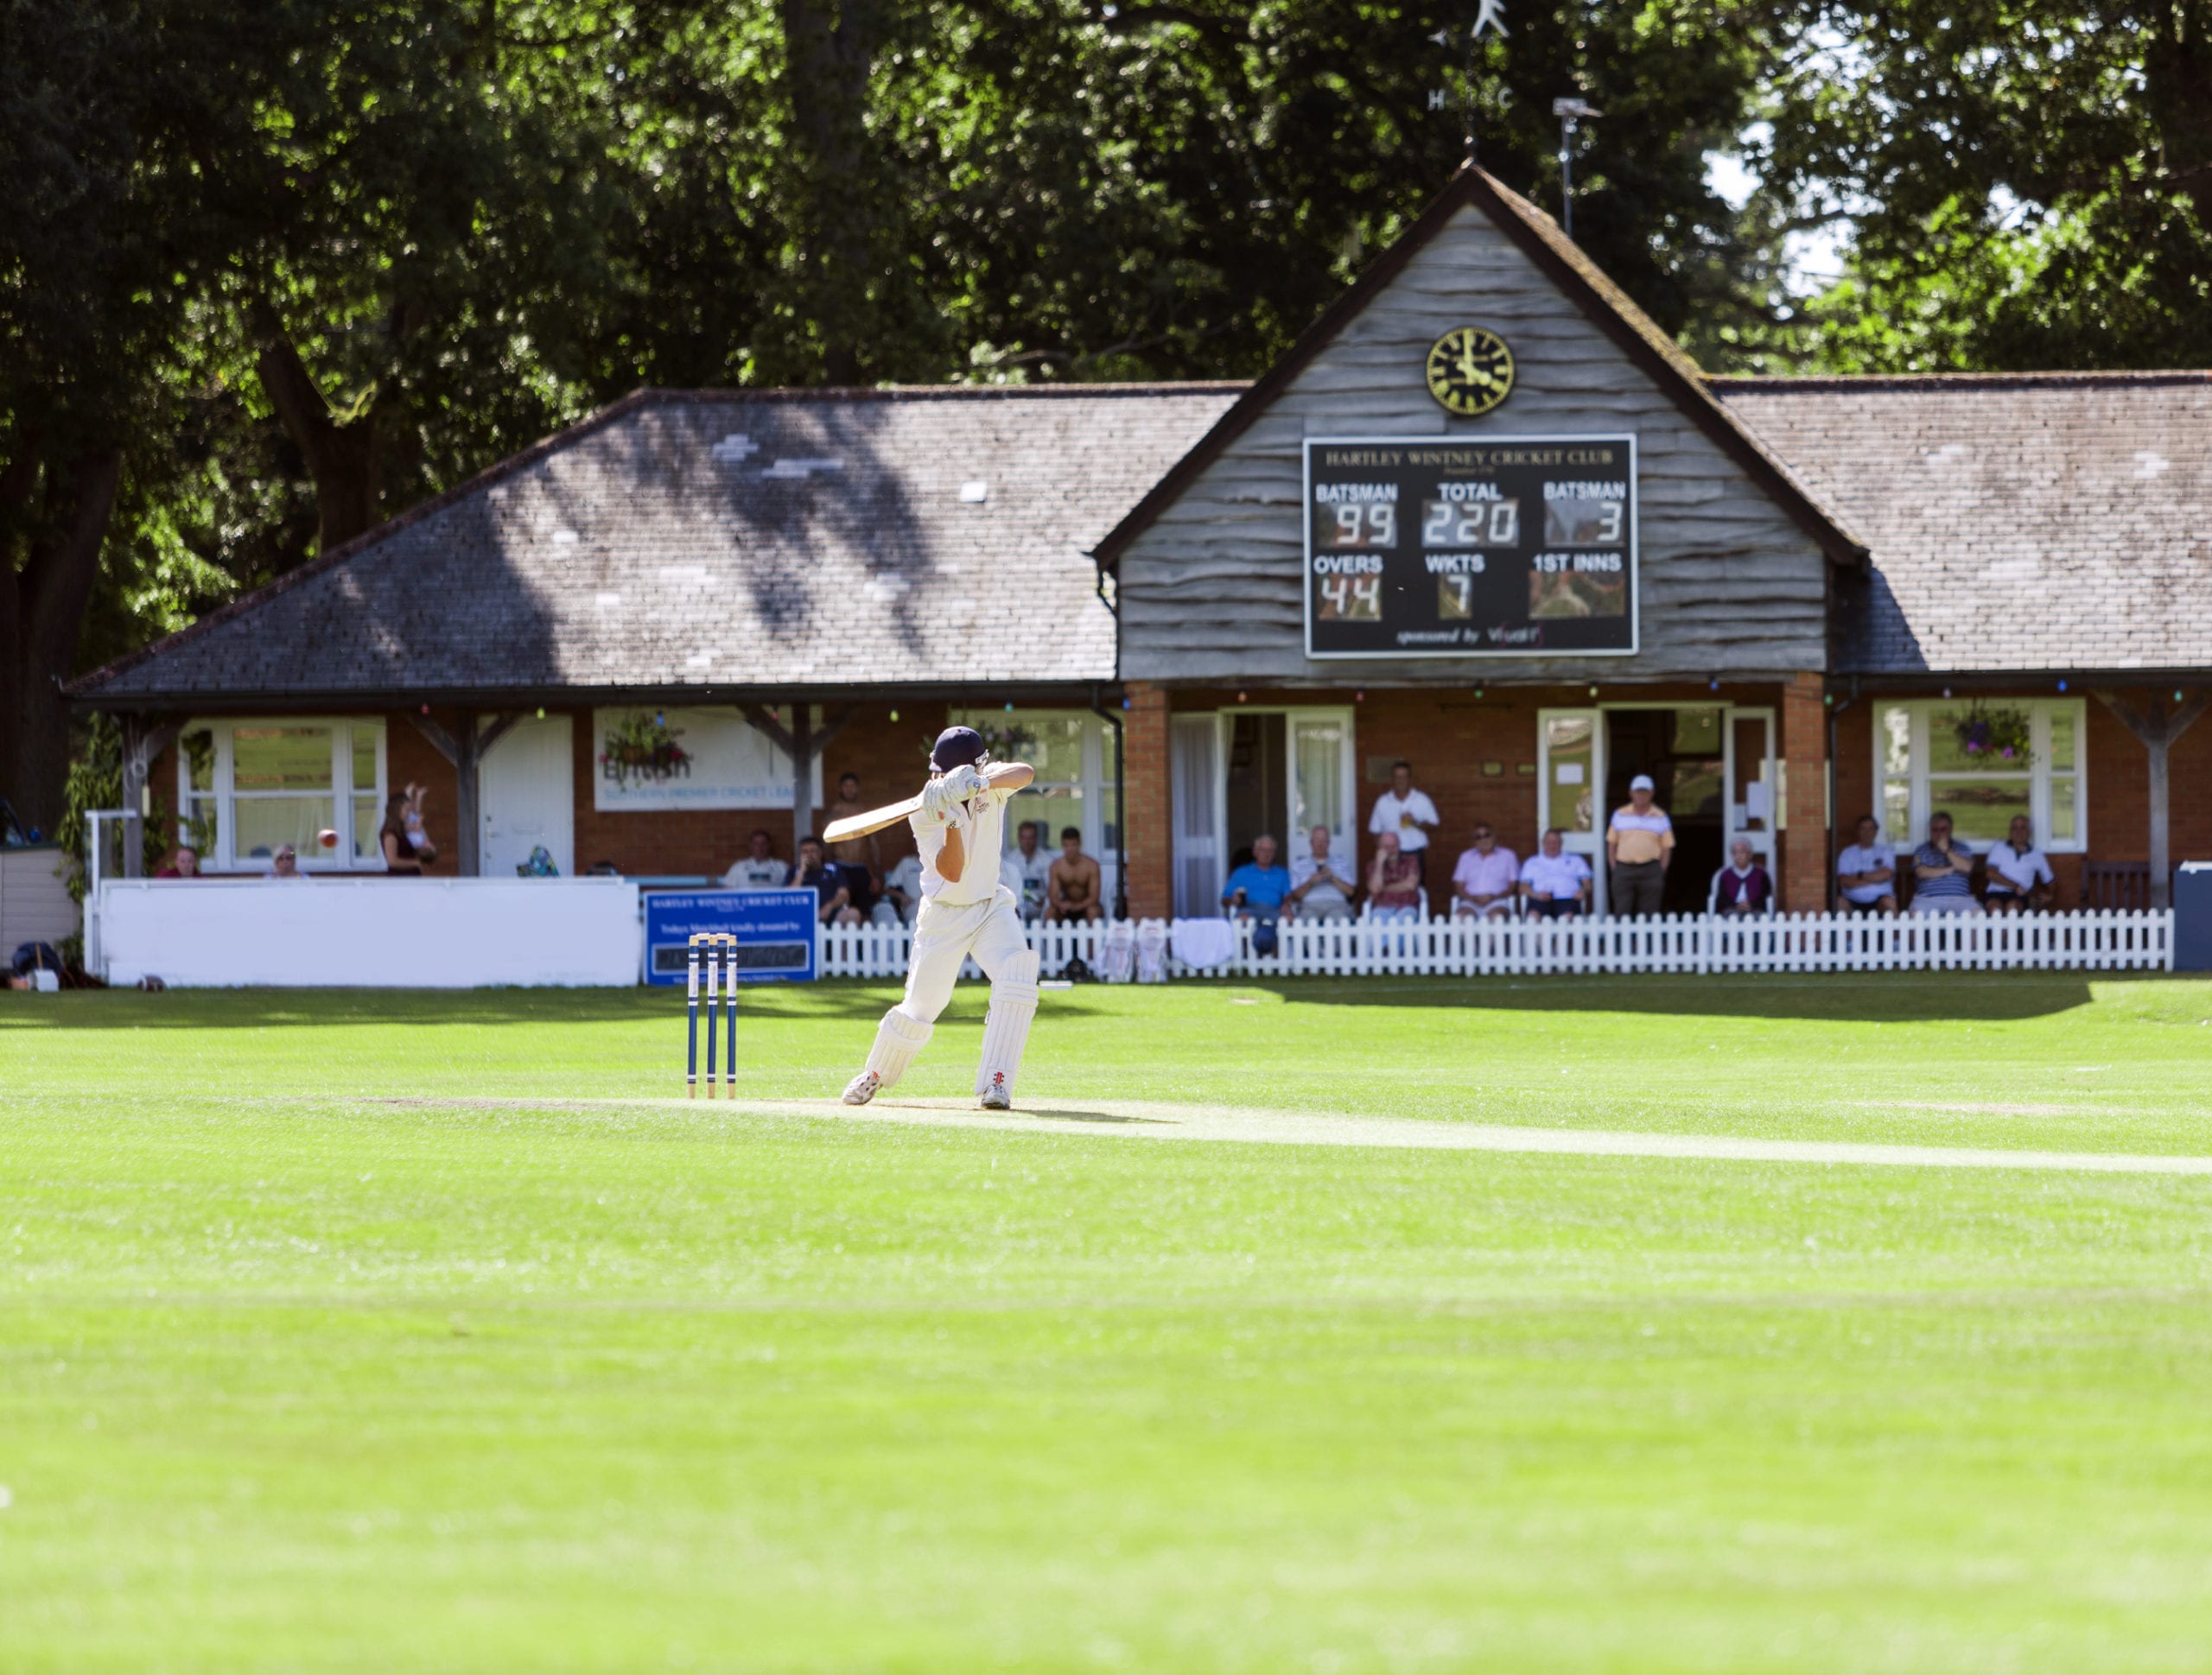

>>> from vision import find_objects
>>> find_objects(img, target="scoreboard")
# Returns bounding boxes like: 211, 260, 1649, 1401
1303, 435, 1639, 659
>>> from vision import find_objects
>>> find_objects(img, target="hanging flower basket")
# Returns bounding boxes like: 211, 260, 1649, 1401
1954, 703, 2034, 765
599, 712, 691, 786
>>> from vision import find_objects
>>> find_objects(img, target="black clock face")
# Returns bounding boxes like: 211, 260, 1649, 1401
1425, 327, 1516, 416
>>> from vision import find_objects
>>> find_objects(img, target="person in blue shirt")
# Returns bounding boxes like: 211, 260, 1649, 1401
1222, 834, 1294, 954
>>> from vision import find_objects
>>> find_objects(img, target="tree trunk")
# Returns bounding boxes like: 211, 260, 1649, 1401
0, 444, 124, 832
780, 0, 886, 383
2146, 0, 2212, 226
253, 314, 382, 553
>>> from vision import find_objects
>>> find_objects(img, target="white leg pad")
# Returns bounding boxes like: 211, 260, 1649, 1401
975, 949, 1041, 1099
863, 1007, 933, 1089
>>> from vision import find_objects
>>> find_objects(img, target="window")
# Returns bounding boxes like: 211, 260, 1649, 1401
1873, 700, 2085, 853
948, 709, 1119, 879
174, 720, 388, 871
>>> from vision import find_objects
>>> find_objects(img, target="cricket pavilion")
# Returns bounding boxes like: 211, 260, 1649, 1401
72, 167, 2212, 922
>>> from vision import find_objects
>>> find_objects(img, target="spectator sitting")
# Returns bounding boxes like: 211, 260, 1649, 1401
1836, 815, 1897, 915
1910, 814, 1980, 915
1450, 822, 1519, 919
1287, 825, 1357, 921
1046, 827, 1105, 924
1709, 839, 1774, 915
1367, 760, 1440, 885
1008, 820, 1053, 921
1364, 830, 1423, 923
155, 844, 200, 879
722, 828, 788, 889
269, 843, 309, 881
1517, 828, 1592, 919
1605, 775, 1673, 918
793, 835, 861, 926
1984, 815, 2054, 913
1221, 834, 1293, 955
879, 850, 924, 927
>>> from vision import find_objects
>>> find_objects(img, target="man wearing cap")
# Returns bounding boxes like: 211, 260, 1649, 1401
1605, 774, 1674, 917
842, 727, 1039, 1112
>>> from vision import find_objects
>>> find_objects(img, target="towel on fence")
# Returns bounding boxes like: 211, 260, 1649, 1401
1136, 921, 1169, 983
1170, 917, 1237, 968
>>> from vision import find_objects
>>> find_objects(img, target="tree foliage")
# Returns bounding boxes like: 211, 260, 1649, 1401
42, 0, 2203, 821
1748, 0, 2212, 369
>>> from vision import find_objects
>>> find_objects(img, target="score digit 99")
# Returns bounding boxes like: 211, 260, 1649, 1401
1318, 501, 1397, 550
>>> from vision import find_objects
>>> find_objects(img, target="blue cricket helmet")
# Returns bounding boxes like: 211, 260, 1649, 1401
931, 726, 989, 772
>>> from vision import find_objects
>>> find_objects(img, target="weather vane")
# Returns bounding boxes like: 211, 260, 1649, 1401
1430, 0, 1507, 164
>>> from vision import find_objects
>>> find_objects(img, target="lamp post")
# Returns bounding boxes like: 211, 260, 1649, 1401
1551, 98, 1599, 238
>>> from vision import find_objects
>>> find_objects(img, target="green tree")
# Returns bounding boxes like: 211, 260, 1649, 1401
1754, 0, 2212, 369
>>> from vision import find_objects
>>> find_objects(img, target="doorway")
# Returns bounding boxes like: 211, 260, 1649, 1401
1605, 708, 1725, 914
1538, 704, 1777, 915
480, 714, 575, 878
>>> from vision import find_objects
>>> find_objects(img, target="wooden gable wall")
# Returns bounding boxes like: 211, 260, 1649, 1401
1115, 203, 1834, 685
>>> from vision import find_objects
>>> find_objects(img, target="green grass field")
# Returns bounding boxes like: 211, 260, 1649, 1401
9, 974, 2212, 1672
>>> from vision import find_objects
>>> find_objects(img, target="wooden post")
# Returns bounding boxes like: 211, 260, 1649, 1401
739, 702, 849, 860
1122, 682, 1173, 921
2094, 690, 2209, 910
405, 710, 522, 875
118, 714, 181, 878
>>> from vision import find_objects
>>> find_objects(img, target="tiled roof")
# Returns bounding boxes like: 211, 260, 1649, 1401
1715, 372, 2212, 674
74, 384, 1243, 702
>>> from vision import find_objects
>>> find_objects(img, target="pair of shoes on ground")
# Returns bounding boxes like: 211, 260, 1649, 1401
841, 1069, 1011, 1112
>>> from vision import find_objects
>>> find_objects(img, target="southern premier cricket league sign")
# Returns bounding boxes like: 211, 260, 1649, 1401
1302, 435, 1640, 659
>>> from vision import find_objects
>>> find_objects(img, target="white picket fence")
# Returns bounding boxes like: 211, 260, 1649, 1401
817, 909, 2174, 980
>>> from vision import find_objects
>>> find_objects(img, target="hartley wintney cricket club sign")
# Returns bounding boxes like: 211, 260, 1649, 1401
1302, 435, 1641, 659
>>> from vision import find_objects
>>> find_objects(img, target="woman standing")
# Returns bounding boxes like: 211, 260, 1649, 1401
379, 792, 435, 874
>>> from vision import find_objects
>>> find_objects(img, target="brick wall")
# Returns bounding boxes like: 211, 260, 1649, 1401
1778, 671, 1828, 911
1164, 682, 1789, 872
1123, 682, 1173, 920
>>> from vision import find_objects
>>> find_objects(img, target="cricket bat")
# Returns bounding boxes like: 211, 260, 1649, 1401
823, 793, 925, 845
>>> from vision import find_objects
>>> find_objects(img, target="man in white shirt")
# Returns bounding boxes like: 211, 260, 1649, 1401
1450, 822, 1519, 918
844, 727, 1039, 1112
1367, 760, 1440, 884
1007, 819, 1053, 921
1287, 825, 1357, 920
1517, 828, 1592, 919
1834, 815, 1897, 915
877, 851, 925, 926
1984, 815, 2055, 912
721, 829, 789, 889
1605, 774, 1675, 917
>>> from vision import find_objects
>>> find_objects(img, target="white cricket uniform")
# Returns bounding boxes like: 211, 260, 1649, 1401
860, 781, 1041, 1100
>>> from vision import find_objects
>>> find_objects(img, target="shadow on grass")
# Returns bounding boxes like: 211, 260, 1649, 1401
3, 969, 2173, 1031
1218, 971, 2111, 1023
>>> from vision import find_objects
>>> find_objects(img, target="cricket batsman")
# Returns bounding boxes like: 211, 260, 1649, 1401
842, 726, 1039, 1110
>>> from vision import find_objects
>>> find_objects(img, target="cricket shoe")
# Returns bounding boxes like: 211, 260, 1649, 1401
979, 1073, 1012, 1112
841, 1071, 881, 1106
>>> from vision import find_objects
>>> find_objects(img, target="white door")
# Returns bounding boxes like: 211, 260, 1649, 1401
1287, 709, 1357, 870
480, 714, 575, 878
1723, 707, 1777, 869
1171, 714, 1224, 917
1537, 708, 1606, 913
